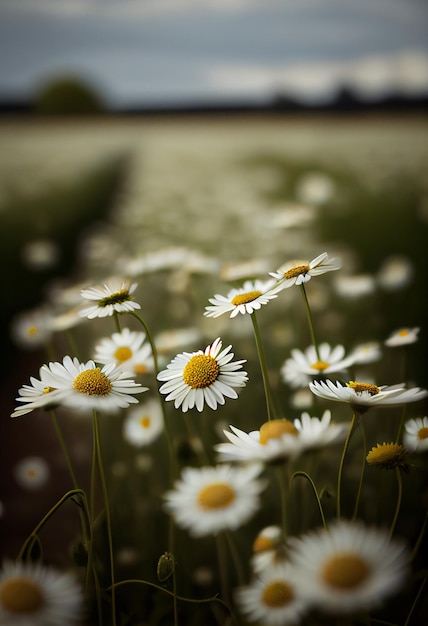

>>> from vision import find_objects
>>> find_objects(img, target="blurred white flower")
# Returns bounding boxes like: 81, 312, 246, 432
123, 399, 164, 447
385, 327, 420, 347
14, 457, 49, 490
403, 416, 428, 452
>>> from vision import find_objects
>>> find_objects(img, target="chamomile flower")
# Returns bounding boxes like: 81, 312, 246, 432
235, 562, 308, 626
251, 526, 286, 574
288, 520, 410, 615
366, 443, 408, 471
269, 252, 341, 288
123, 399, 164, 447
79, 278, 140, 319
93, 328, 154, 375
215, 419, 301, 464
38, 356, 147, 414
157, 337, 248, 412
203, 279, 280, 318
350, 341, 382, 365
13, 457, 50, 490
293, 410, 347, 450
163, 464, 265, 537
403, 416, 428, 452
0, 560, 83, 626
11, 369, 62, 418
309, 379, 427, 413
10, 308, 53, 349
385, 327, 420, 347
281, 343, 355, 388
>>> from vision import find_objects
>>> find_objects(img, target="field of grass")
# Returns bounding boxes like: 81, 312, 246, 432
1, 114, 427, 626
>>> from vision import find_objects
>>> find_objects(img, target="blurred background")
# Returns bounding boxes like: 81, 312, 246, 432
0, 2, 428, 622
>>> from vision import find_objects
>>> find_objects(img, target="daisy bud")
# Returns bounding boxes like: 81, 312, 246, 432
157, 552, 175, 582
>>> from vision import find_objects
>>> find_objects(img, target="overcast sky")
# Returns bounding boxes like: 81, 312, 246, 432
0, 0, 427, 107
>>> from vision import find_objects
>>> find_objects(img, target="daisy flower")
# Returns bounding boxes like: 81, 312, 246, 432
123, 399, 164, 447
403, 416, 428, 452
203, 279, 281, 318
309, 379, 427, 413
163, 464, 265, 537
10, 308, 53, 350
93, 327, 154, 375
215, 419, 301, 464
14, 457, 50, 490
11, 368, 63, 418
385, 327, 420, 347
293, 410, 348, 450
350, 341, 382, 365
38, 356, 148, 414
287, 520, 410, 615
366, 443, 408, 471
334, 273, 376, 299
235, 562, 308, 626
251, 526, 286, 574
79, 278, 141, 319
157, 337, 248, 412
0, 560, 83, 626
269, 252, 341, 288
281, 343, 355, 388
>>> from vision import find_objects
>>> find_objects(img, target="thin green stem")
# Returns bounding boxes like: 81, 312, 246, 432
17, 489, 86, 560
50, 410, 79, 490
389, 466, 403, 540
299, 283, 320, 361
216, 533, 229, 605
352, 417, 367, 520
337, 413, 357, 519
396, 404, 407, 444
250, 311, 275, 421
92, 410, 117, 626
113, 311, 122, 332
290, 471, 328, 530
225, 531, 245, 586
411, 512, 428, 562
275, 465, 289, 535
65, 328, 81, 360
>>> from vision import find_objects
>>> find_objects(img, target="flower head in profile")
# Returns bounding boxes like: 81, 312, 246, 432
163, 464, 265, 537
123, 398, 164, 447
11, 367, 63, 418
281, 343, 355, 388
93, 327, 154, 375
0, 560, 83, 626
270, 252, 341, 288
38, 356, 147, 414
309, 379, 427, 414
366, 442, 409, 471
157, 337, 247, 412
235, 561, 308, 626
385, 327, 420, 347
204, 279, 281, 318
403, 416, 428, 453
251, 525, 286, 574
287, 520, 410, 615
79, 278, 140, 319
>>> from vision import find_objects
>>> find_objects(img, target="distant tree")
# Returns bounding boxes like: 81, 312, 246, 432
34, 75, 105, 115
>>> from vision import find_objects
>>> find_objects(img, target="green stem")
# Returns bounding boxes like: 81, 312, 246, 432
92, 410, 117, 626
411, 512, 428, 562
389, 466, 403, 540
290, 471, 328, 530
275, 465, 289, 535
299, 283, 320, 361
113, 311, 122, 333
216, 533, 229, 605
396, 404, 407, 444
50, 410, 79, 490
17, 489, 86, 560
337, 412, 357, 519
250, 311, 275, 421
352, 417, 367, 520
404, 574, 427, 626
65, 328, 81, 360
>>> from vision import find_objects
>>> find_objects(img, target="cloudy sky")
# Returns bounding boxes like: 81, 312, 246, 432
0, 0, 427, 108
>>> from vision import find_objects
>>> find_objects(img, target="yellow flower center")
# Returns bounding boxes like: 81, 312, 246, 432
347, 381, 380, 396
253, 536, 276, 553
0, 577, 45, 614
43, 386, 56, 394
283, 264, 310, 279
98, 289, 131, 307
259, 419, 298, 445
114, 346, 133, 363
26, 469, 36, 478
197, 482, 236, 510
27, 326, 38, 336
418, 427, 428, 440
366, 442, 407, 468
322, 553, 370, 590
231, 290, 262, 306
311, 359, 330, 371
398, 329, 409, 336
134, 364, 148, 374
262, 581, 294, 607
182, 355, 220, 389
139, 416, 151, 429
73, 368, 113, 396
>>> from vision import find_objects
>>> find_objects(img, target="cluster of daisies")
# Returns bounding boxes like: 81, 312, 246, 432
5, 252, 428, 626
